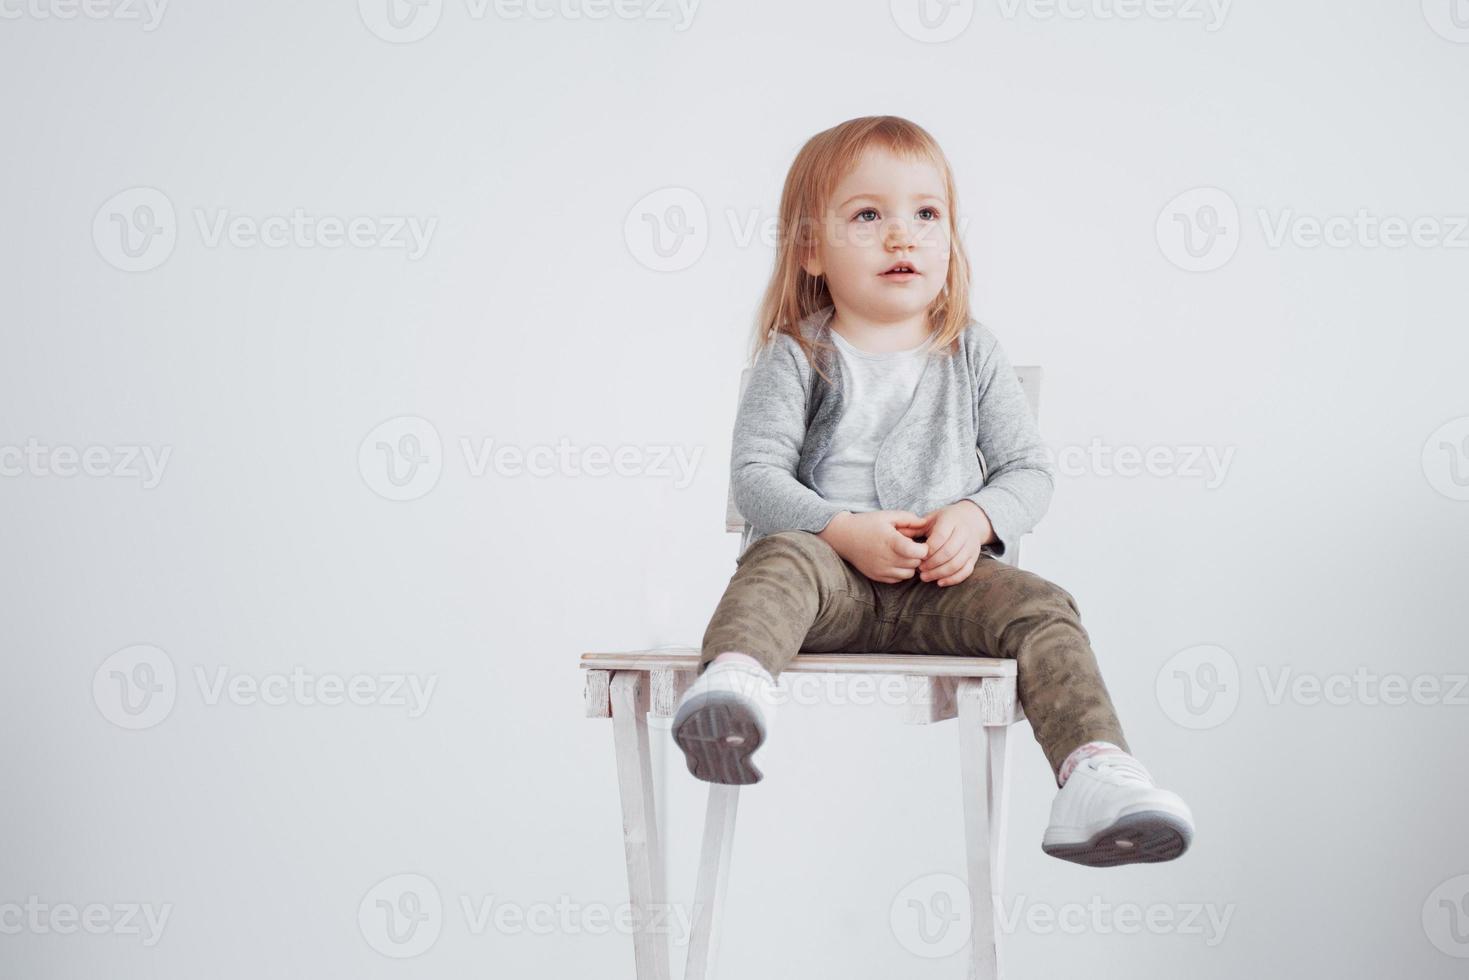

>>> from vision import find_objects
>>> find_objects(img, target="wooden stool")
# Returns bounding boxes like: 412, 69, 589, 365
582, 650, 1026, 980
579, 363, 1043, 980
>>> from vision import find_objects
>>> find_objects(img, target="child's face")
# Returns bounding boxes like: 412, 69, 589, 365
802, 146, 951, 324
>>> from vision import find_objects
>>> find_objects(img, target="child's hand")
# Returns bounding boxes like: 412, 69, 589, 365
817, 510, 931, 584
913, 501, 996, 587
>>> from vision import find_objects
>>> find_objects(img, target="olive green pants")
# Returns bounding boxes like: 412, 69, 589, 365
699, 530, 1130, 785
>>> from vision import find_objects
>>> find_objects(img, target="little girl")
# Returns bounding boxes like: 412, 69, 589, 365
671, 116, 1194, 867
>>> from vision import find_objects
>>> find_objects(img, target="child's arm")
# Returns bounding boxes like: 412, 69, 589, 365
729, 332, 848, 537
960, 325, 1057, 559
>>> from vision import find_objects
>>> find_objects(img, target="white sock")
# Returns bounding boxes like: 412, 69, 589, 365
710, 651, 765, 672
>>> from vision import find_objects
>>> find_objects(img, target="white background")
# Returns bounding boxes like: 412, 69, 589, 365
2, 1, 1467, 977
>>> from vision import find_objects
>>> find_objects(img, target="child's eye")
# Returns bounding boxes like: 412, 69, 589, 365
854, 208, 879, 222
918, 206, 941, 221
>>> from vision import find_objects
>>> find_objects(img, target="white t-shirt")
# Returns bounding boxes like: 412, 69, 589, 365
811, 329, 935, 513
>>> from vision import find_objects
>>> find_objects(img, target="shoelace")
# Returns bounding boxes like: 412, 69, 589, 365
1086, 753, 1154, 786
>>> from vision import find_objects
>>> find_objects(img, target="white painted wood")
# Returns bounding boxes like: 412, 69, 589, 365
650, 667, 692, 719
683, 784, 740, 980
610, 671, 670, 980
978, 675, 1023, 727
584, 668, 611, 718
957, 678, 1001, 980
900, 675, 957, 724
987, 723, 1013, 980
584, 650, 1014, 678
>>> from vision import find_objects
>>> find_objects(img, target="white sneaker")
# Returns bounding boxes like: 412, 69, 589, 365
672, 657, 779, 784
1041, 752, 1194, 867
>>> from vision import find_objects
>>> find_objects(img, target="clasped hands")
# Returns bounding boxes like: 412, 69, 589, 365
816, 500, 996, 587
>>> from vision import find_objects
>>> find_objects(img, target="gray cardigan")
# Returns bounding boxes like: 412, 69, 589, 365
732, 304, 1055, 560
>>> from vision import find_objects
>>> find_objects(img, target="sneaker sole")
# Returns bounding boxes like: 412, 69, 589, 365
672, 694, 765, 785
1041, 810, 1193, 867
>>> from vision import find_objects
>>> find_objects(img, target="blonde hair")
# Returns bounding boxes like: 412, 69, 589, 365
748, 115, 974, 383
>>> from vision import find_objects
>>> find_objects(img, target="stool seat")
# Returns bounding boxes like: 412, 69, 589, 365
582, 648, 1016, 676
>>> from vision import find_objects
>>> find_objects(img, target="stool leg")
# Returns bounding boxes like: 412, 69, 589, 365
987, 722, 1013, 980
684, 783, 740, 980
957, 678, 1001, 980
611, 671, 670, 980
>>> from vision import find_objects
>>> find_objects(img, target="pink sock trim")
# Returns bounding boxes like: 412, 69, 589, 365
1058, 741, 1126, 787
